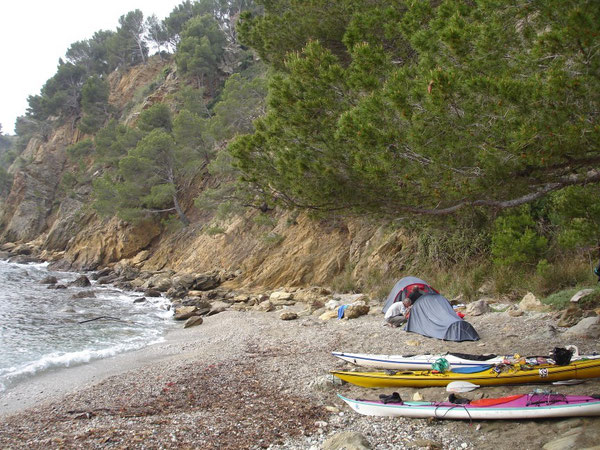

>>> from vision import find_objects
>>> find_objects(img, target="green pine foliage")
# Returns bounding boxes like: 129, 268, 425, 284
231, 0, 600, 235
491, 207, 548, 267
175, 15, 227, 91
79, 76, 110, 134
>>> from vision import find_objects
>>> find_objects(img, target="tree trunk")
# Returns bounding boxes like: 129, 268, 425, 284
172, 194, 190, 226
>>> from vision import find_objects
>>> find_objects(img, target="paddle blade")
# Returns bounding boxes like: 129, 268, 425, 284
552, 379, 585, 386
446, 381, 480, 393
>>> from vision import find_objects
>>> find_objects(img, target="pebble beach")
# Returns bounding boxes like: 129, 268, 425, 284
1, 303, 599, 449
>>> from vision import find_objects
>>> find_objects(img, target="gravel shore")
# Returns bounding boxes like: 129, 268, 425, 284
1, 305, 599, 449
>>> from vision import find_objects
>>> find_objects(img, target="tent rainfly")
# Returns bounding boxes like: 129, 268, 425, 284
383, 277, 480, 342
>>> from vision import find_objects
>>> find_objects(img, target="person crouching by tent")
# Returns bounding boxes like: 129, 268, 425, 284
385, 298, 413, 328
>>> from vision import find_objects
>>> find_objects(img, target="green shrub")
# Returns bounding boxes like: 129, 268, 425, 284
491, 208, 548, 267
261, 232, 284, 247
542, 286, 600, 310
205, 225, 226, 235
66, 139, 94, 160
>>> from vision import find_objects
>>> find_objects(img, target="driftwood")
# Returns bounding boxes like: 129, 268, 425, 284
78, 316, 123, 324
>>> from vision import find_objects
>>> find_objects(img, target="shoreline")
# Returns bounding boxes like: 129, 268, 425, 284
0, 325, 193, 418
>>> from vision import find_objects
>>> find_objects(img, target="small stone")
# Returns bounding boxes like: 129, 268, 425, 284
183, 316, 203, 328
413, 392, 423, 401
280, 311, 298, 320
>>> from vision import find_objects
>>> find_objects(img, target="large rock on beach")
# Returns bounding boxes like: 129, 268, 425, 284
319, 310, 339, 321
270, 291, 294, 302
280, 311, 298, 320
466, 299, 490, 316
519, 292, 547, 312
563, 316, 600, 338
570, 289, 595, 303
173, 306, 199, 320
191, 272, 221, 291
323, 431, 372, 450
255, 300, 274, 312
184, 316, 203, 328
557, 304, 583, 328
343, 303, 370, 319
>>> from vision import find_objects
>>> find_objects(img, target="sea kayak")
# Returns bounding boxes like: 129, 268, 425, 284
331, 350, 600, 371
330, 358, 600, 388
338, 392, 600, 419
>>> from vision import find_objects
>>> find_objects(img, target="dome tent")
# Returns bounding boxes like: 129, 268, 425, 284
382, 276, 437, 313
383, 277, 480, 342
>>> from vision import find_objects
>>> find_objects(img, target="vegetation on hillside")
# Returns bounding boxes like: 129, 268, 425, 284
3, 0, 599, 298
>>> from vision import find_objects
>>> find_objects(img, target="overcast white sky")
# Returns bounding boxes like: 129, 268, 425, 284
0, 1, 185, 134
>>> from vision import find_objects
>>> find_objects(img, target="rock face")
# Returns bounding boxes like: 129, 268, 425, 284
0, 55, 421, 296
0, 130, 71, 242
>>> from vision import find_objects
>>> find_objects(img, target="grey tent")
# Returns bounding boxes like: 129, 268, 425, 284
405, 293, 480, 341
382, 276, 437, 313
383, 277, 479, 341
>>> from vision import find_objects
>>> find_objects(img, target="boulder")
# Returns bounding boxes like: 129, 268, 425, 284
165, 286, 188, 300
184, 316, 203, 328
325, 299, 342, 310
97, 274, 118, 285
71, 290, 96, 299
570, 289, 595, 303
507, 305, 524, 317
344, 304, 370, 319
144, 289, 162, 298
172, 273, 197, 291
319, 310, 339, 321
133, 297, 146, 303
40, 276, 58, 284
270, 291, 294, 302
233, 294, 250, 303
116, 265, 140, 281
208, 301, 231, 315
557, 304, 583, 328
90, 268, 112, 280
173, 306, 199, 320
466, 299, 490, 316
255, 300, 274, 312
68, 276, 91, 287
323, 431, 372, 450
191, 273, 221, 291
563, 316, 600, 339
280, 311, 298, 320
9, 255, 40, 264
518, 292, 548, 312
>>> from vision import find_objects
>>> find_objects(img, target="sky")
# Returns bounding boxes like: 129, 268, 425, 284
0, 0, 185, 134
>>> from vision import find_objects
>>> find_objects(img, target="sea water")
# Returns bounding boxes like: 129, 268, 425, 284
0, 259, 175, 393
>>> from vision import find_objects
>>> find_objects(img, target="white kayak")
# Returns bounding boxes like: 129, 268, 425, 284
338, 393, 600, 420
332, 351, 504, 370
331, 348, 599, 371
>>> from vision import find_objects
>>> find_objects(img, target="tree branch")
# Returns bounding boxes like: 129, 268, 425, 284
400, 169, 600, 216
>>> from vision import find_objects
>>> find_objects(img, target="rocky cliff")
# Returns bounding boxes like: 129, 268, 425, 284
0, 57, 412, 295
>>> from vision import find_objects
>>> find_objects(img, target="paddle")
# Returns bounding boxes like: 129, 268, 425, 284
552, 379, 585, 386
446, 381, 480, 393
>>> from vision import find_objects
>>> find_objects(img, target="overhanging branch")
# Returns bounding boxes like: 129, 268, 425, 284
401, 169, 600, 216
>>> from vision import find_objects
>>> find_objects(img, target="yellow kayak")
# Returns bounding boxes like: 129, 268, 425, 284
330, 359, 600, 388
